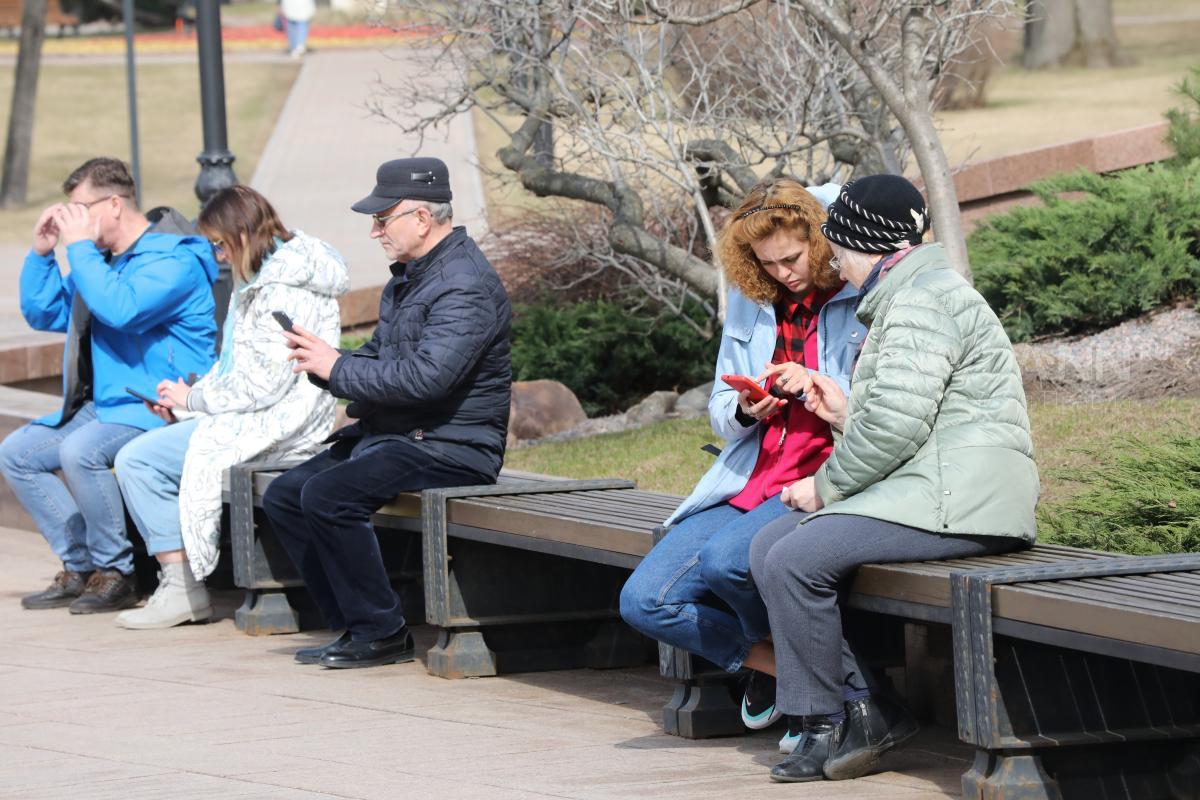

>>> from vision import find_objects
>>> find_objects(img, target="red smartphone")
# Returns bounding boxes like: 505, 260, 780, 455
720, 374, 770, 403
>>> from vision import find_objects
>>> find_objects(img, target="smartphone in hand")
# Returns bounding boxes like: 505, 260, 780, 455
272, 311, 294, 332
125, 386, 159, 406
721, 374, 770, 403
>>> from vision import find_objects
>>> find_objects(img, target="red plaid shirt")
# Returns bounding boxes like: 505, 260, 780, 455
729, 284, 841, 511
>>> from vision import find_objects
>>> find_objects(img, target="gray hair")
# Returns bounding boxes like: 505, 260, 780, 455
418, 200, 453, 225
829, 242, 878, 276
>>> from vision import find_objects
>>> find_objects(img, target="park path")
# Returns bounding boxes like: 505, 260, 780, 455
0, 524, 966, 799
248, 46, 488, 295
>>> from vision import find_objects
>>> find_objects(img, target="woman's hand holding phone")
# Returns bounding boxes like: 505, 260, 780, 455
736, 389, 786, 422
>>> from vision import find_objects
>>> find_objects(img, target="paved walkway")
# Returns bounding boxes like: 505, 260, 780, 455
0, 526, 967, 799
249, 46, 487, 294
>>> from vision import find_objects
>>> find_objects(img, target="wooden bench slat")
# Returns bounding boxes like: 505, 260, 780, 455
993, 583, 1200, 655
1016, 578, 1200, 620
468, 493, 675, 526
1074, 574, 1200, 603
445, 502, 654, 557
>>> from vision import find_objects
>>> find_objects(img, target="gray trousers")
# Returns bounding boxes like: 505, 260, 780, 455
750, 512, 1022, 717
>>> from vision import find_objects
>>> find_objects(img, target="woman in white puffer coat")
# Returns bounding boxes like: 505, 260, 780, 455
113, 185, 349, 629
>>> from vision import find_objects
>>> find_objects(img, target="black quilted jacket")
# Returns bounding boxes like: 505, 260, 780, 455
322, 227, 512, 479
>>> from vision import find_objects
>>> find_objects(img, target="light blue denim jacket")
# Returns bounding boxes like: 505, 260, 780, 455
665, 279, 866, 525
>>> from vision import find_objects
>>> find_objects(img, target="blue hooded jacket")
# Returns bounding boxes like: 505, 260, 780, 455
20, 228, 219, 430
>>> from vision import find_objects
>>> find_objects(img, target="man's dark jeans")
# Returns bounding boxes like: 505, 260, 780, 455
261, 435, 486, 642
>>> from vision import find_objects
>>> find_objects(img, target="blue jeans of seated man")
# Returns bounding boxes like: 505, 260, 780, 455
619, 496, 791, 673
114, 418, 197, 556
0, 402, 143, 574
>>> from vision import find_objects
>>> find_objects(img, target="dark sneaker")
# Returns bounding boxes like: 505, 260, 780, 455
770, 715, 838, 783
741, 671, 783, 730
68, 570, 139, 615
778, 715, 804, 753
21, 570, 93, 609
319, 627, 416, 669
294, 631, 351, 664
823, 695, 920, 781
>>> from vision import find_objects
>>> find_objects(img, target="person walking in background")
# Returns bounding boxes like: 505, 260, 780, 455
262, 157, 512, 669
0, 157, 218, 615
281, 0, 315, 58
113, 186, 349, 630
750, 175, 1038, 783
620, 178, 865, 753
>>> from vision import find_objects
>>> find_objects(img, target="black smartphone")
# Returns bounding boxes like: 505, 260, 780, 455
272, 311, 294, 332
126, 386, 158, 406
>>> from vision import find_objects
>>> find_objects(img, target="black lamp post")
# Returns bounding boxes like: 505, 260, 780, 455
194, 0, 237, 343
194, 0, 237, 204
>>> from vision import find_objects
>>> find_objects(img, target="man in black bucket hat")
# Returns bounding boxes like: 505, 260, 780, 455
263, 157, 513, 669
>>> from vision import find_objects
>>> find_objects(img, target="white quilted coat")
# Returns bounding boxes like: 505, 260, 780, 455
179, 232, 349, 579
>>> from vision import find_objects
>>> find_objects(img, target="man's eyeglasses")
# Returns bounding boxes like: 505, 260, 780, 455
371, 206, 420, 229
829, 255, 842, 273
74, 194, 131, 210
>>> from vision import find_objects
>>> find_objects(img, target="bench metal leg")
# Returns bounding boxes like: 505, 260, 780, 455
234, 589, 300, 636
662, 677, 744, 740
426, 628, 498, 679
961, 751, 1060, 800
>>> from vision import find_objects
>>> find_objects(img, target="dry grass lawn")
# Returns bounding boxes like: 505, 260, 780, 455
0, 61, 298, 242
504, 398, 1200, 507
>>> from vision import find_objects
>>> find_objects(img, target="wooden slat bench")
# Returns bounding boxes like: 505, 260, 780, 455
223, 462, 1200, 798
0, 0, 80, 32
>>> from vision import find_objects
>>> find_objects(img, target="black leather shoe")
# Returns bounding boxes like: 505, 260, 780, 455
21, 570, 92, 609
294, 631, 351, 664
68, 570, 139, 615
769, 715, 838, 783
823, 694, 920, 781
319, 627, 415, 669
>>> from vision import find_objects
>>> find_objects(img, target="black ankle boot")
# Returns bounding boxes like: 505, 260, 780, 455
769, 714, 839, 783
823, 694, 920, 780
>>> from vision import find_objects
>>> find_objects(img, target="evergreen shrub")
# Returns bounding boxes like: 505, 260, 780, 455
969, 161, 1200, 341
511, 298, 719, 417
1039, 434, 1200, 555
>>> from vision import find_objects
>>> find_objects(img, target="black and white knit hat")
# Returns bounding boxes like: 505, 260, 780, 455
820, 175, 929, 253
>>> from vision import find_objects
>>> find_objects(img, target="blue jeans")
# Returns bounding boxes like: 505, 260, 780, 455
286, 19, 309, 52
619, 496, 791, 672
0, 403, 144, 574
114, 418, 197, 556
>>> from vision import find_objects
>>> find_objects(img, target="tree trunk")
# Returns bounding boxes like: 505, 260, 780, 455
1023, 0, 1124, 69
789, 0, 973, 282
1, 0, 48, 208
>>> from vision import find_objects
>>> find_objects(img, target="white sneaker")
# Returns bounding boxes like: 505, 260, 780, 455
115, 561, 212, 629
289, 45, 307, 58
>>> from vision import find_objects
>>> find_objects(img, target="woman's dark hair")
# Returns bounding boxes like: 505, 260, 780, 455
198, 185, 292, 282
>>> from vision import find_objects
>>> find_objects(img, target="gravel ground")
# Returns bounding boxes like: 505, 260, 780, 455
1015, 305, 1200, 403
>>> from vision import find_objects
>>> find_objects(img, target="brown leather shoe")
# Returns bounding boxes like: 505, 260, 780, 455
21, 570, 93, 610
68, 570, 139, 615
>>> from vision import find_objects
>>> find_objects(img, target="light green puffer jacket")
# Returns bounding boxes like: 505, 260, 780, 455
811, 243, 1039, 542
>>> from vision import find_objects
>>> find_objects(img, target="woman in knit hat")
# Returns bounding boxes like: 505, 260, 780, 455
749, 174, 1039, 783
620, 178, 865, 749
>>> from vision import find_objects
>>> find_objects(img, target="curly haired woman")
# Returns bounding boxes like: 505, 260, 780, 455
620, 178, 866, 748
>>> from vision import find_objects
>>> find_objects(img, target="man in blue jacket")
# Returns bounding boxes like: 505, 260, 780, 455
264, 157, 512, 669
0, 158, 218, 614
